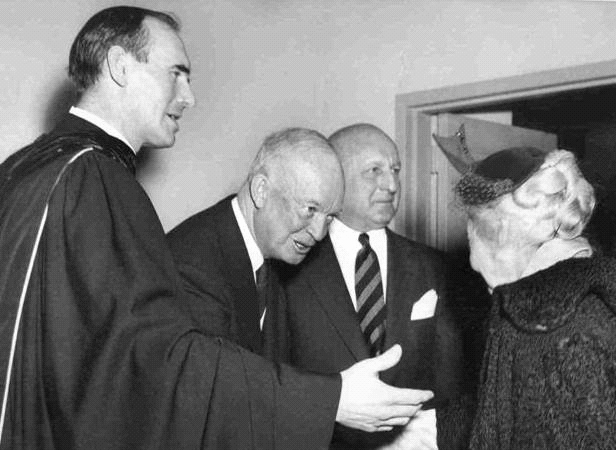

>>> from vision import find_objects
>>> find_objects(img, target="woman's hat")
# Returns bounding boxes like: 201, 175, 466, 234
432, 125, 549, 205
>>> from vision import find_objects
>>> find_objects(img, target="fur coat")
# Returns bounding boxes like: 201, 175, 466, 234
470, 256, 616, 450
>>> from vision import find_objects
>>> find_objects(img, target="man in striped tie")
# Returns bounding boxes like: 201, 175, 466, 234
284, 123, 463, 449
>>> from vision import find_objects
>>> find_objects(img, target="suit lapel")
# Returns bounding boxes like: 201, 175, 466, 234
384, 229, 425, 350
306, 237, 370, 361
215, 198, 262, 354
383, 229, 436, 386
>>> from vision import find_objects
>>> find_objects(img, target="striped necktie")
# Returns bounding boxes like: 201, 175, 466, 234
355, 233, 386, 356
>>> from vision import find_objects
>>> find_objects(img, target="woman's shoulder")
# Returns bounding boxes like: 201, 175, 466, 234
496, 256, 616, 332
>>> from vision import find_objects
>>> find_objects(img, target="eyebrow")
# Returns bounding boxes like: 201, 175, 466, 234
174, 64, 191, 75
295, 198, 322, 210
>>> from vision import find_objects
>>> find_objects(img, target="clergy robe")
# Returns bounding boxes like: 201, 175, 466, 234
0, 114, 339, 449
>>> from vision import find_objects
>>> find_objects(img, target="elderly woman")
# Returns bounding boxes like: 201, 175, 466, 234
435, 127, 616, 450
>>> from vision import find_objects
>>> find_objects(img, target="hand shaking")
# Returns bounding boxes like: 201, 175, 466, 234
336, 344, 434, 432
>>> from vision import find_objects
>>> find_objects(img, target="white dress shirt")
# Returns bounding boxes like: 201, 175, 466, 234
329, 218, 388, 310
328, 217, 438, 449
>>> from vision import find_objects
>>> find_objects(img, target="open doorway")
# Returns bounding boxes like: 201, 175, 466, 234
396, 59, 616, 257
454, 84, 616, 256
396, 63, 616, 385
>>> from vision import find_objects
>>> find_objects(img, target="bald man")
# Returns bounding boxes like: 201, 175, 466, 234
283, 124, 463, 449
167, 127, 434, 449
168, 128, 344, 356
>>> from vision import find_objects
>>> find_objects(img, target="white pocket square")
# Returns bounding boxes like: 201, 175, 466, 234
410, 289, 438, 320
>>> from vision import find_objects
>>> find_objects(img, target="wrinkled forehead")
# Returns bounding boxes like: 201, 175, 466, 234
346, 137, 399, 166
274, 152, 343, 209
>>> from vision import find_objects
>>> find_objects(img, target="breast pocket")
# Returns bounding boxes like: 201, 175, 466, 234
391, 317, 437, 392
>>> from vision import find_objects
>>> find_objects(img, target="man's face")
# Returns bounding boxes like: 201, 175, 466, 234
126, 18, 195, 149
255, 158, 343, 265
339, 139, 401, 231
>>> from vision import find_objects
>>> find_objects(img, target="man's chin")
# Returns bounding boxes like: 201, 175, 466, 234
144, 134, 176, 150
282, 252, 308, 265
374, 204, 396, 217
372, 212, 396, 228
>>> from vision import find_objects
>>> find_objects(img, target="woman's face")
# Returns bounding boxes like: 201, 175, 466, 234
467, 214, 498, 283
466, 203, 539, 290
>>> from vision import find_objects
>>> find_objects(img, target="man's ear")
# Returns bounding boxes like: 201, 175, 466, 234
106, 45, 129, 87
250, 174, 269, 209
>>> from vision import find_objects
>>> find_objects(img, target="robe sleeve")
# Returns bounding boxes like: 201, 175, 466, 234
34, 152, 339, 449
173, 253, 240, 340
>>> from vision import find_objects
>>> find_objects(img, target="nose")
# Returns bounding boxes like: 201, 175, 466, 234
178, 81, 196, 108
307, 213, 329, 242
379, 169, 399, 193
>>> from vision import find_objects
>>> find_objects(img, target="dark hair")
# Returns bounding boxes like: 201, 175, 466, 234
68, 6, 179, 91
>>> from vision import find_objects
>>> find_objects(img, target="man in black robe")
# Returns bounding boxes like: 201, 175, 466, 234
0, 6, 432, 449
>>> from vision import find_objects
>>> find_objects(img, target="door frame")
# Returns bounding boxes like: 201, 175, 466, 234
395, 59, 616, 241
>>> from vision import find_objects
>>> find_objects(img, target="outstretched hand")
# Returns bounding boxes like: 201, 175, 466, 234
336, 344, 434, 432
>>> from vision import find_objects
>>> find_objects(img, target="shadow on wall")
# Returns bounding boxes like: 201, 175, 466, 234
41, 78, 156, 173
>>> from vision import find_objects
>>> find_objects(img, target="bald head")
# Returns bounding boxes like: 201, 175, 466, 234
328, 123, 401, 231
239, 128, 344, 264
248, 128, 341, 189
329, 123, 396, 164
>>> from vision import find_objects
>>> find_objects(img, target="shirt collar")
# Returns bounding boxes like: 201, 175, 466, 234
329, 218, 387, 251
329, 218, 389, 306
69, 106, 136, 154
231, 197, 264, 279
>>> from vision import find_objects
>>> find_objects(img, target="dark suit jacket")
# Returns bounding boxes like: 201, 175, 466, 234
283, 229, 464, 448
167, 194, 289, 359
166, 196, 338, 449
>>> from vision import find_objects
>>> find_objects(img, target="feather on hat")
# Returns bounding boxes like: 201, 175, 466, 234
432, 124, 549, 205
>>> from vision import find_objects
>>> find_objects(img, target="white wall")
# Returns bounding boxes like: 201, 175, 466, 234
3, 0, 616, 230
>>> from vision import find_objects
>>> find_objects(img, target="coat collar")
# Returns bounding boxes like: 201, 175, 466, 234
494, 256, 616, 332
300, 230, 432, 361
51, 114, 137, 175
303, 235, 371, 361
213, 196, 263, 353
384, 229, 426, 350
